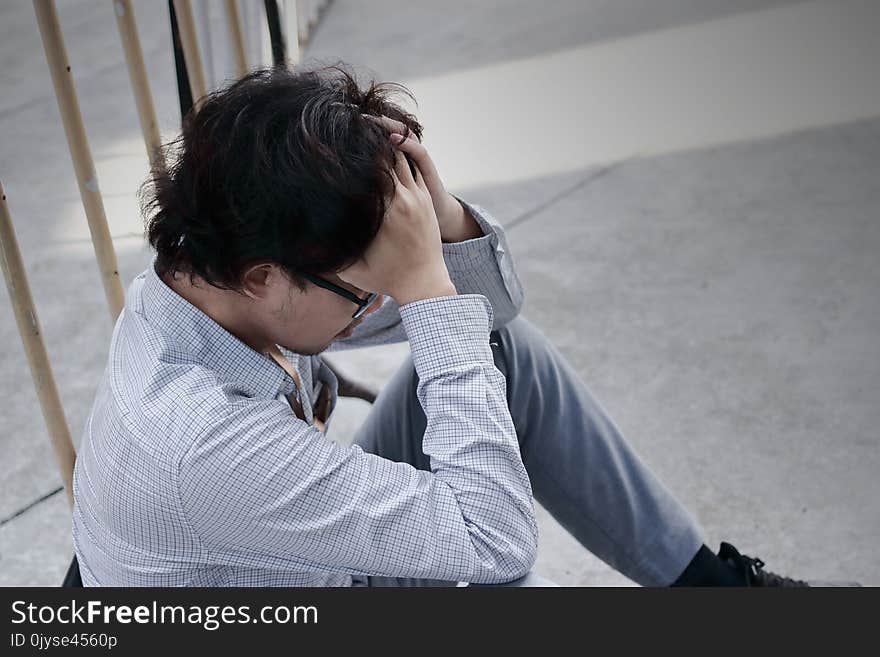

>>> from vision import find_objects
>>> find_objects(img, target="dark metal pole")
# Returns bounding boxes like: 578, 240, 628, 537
263, 0, 286, 68
168, 0, 193, 121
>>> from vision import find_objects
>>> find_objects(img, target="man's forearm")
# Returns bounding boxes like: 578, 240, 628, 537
441, 197, 486, 243
400, 294, 539, 582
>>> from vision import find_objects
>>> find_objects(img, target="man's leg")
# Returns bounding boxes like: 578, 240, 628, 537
350, 314, 704, 586
487, 315, 705, 586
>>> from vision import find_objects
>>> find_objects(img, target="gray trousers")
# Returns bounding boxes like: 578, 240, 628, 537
349, 315, 705, 587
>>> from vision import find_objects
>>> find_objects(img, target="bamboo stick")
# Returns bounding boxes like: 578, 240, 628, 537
171, 0, 208, 109
224, 0, 249, 78
32, 0, 125, 321
296, 0, 309, 47
0, 182, 76, 509
111, 0, 164, 171
284, 0, 300, 66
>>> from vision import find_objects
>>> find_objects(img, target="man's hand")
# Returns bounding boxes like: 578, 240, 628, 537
362, 114, 483, 243
336, 136, 456, 307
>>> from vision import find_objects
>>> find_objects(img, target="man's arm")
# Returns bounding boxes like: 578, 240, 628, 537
442, 194, 525, 327
327, 196, 525, 350
439, 194, 484, 243
178, 294, 538, 583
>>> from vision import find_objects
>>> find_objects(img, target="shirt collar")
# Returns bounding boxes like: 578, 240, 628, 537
138, 259, 297, 400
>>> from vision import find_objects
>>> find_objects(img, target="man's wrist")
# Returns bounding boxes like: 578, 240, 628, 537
394, 276, 457, 306
440, 196, 485, 243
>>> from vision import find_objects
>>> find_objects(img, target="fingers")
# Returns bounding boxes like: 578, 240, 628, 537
388, 131, 441, 194
392, 141, 416, 190
388, 153, 427, 205
362, 114, 420, 142
364, 112, 431, 190
413, 163, 427, 191
387, 163, 413, 205
362, 113, 432, 190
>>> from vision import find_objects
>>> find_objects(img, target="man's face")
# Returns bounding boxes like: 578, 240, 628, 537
266, 269, 384, 356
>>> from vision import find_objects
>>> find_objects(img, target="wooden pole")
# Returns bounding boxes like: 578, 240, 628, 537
224, 0, 249, 78
284, 0, 300, 66
171, 0, 208, 109
0, 182, 76, 509
32, 0, 125, 321
308, 0, 318, 29
111, 0, 164, 171
296, 0, 309, 47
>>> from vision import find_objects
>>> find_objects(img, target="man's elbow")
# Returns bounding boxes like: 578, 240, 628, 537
512, 538, 539, 581
485, 541, 538, 584
476, 517, 539, 584
519, 515, 540, 574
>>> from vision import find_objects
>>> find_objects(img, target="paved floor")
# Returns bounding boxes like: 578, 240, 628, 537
1, 0, 877, 586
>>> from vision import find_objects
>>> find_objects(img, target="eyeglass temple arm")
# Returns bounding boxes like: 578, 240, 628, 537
302, 273, 364, 305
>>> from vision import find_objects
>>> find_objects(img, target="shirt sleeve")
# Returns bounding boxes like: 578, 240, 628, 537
325, 196, 525, 351
177, 294, 538, 583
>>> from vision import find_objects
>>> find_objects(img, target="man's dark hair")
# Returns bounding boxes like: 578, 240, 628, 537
142, 63, 422, 292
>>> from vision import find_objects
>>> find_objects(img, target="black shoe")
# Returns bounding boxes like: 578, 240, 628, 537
718, 542, 861, 587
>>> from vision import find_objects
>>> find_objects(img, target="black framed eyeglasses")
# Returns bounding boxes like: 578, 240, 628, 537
300, 273, 378, 319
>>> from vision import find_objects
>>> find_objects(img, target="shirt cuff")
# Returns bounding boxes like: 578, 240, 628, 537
399, 294, 496, 379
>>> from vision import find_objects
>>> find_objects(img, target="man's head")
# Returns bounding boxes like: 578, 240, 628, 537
142, 64, 421, 354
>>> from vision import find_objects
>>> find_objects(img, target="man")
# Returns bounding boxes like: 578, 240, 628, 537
72, 65, 820, 587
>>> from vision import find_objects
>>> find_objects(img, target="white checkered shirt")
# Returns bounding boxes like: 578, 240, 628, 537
72, 197, 537, 586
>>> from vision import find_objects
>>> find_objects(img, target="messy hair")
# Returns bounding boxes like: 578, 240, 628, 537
142, 63, 422, 292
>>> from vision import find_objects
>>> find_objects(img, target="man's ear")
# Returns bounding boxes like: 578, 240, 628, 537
240, 263, 276, 301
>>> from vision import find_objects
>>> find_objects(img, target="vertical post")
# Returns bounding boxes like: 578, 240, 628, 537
171, 0, 208, 109
32, 0, 125, 321
111, 0, 164, 171
168, 0, 194, 121
224, 0, 248, 78
296, 0, 309, 46
308, 0, 318, 29
263, 0, 286, 68
0, 183, 76, 509
196, 0, 216, 90
283, 0, 300, 67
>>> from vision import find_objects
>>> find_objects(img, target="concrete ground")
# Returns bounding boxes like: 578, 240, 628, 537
1, 0, 877, 586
